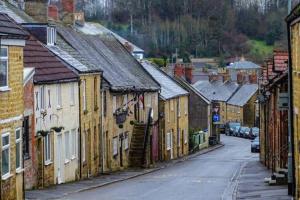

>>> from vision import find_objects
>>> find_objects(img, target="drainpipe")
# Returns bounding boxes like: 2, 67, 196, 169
287, 20, 295, 196
78, 80, 82, 179
101, 91, 105, 173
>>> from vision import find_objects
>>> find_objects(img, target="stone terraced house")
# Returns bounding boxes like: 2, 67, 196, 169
141, 61, 189, 161
0, 13, 29, 200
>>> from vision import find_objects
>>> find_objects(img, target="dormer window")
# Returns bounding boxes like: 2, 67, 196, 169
47, 27, 56, 46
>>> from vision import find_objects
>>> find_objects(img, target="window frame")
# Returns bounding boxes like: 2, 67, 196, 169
64, 131, 70, 163
71, 129, 77, 159
15, 128, 22, 171
166, 132, 171, 150
70, 82, 75, 106
82, 80, 87, 111
40, 86, 46, 111
113, 136, 118, 156
112, 96, 117, 114
2, 132, 10, 179
44, 133, 51, 165
0, 46, 9, 90
47, 27, 56, 46
56, 84, 62, 109
82, 132, 86, 162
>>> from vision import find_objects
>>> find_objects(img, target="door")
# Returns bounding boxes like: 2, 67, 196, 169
119, 134, 123, 167
57, 134, 63, 184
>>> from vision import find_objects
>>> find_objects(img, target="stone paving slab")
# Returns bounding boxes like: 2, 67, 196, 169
236, 160, 292, 200
26, 144, 224, 200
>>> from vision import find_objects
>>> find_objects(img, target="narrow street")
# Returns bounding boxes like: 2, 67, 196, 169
61, 135, 255, 200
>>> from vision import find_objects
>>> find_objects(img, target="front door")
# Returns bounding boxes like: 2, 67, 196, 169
57, 134, 63, 184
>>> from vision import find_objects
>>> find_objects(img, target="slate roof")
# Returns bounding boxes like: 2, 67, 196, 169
227, 61, 260, 70
24, 36, 78, 84
141, 61, 188, 100
76, 22, 144, 53
173, 76, 210, 104
0, 13, 28, 39
0, 1, 35, 23
227, 84, 258, 107
57, 26, 160, 92
46, 34, 102, 74
193, 80, 239, 102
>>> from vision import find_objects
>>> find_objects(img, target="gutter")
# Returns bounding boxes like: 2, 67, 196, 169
286, 19, 296, 196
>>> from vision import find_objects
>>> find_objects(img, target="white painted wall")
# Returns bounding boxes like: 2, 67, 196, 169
34, 81, 80, 184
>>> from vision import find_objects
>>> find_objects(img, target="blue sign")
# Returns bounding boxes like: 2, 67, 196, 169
213, 114, 220, 122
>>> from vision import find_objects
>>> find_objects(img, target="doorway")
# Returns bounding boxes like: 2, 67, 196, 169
57, 134, 63, 184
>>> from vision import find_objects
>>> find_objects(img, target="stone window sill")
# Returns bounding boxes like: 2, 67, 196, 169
45, 160, 52, 166
56, 106, 62, 111
2, 173, 13, 180
0, 86, 11, 92
65, 159, 70, 165
16, 168, 24, 174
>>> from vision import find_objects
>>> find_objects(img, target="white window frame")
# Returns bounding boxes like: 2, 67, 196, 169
0, 46, 8, 90
184, 99, 188, 115
71, 129, 77, 159
83, 80, 87, 111
146, 94, 151, 107
113, 137, 118, 156
123, 94, 128, 109
124, 134, 129, 150
44, 133, 51, 165
178, 98, 181, 117
112, 96, 117, 114
82, 132, 86, 162
47, 27, 56, 46
2, 132, 10, 179
70, 83, 75, 106
184, 128, 188, 144
64, 131, 70, 163
56, 84, 62, 109
166, 132, 171, 150
40, 86, 46, 111
15, 128, 22, 171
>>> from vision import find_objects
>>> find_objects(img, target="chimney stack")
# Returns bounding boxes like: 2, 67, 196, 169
184, 65, 193, 84
25, 0, 48, 22
209, 73, 219, 82
174, 63, 185, 78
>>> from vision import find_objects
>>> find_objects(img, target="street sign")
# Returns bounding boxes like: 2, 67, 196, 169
213, 114, 220, 122
212, 102, 221, 124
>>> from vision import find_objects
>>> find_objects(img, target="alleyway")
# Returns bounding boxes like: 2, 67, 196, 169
57, 136, 259, 200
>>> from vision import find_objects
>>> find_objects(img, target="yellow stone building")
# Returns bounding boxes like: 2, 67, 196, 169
141, 61, 189, 160
0, 14, 28, 200
226, 84, 258, 127
287, 6, 300, 198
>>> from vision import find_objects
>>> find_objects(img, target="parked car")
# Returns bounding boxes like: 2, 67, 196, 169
219, 124, 225, 134
250, 127, 259, 139
243, 127, 251, 138
251, 137, 260, 153
225, 122, 241, 136
238, 126, 248, 137
233, 125, 241, 136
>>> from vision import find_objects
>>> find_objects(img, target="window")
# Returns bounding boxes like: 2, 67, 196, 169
56, 84, 62, 108
35, 92, 39, 111
82, 80, 87, 111
70, 83, 75, 106
112, 96, 117, 114
184, 99, 188, 115
166, 132, 172, 150
64, 131, 70, 162
170, 100, 174, 111
146, 94, 151, 107
23, 116, 30, 159
103, 91, 107, 117
2, 133, 10, 178
123, 94, 128, 108
40, 86, 46, 110
184, 129, 188, 144
15, 128, 22, 171
71, 129, 77, 159
0, 47, 8, 89
47, 27, 56, 45
113, 137, 118, 156
94, 78, 98, 108
177, 128, 181, 147
48, 89, 51, 108
178, 98, 181, 117
154, 93, 158, 106
82, 132, 86, 162
124, 133, 129, 150
44, 134, 51, 164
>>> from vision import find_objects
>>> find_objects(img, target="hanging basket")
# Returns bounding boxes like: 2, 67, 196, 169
37, 130, 50, 137
51, 126, 64, 133
115, 109, 128, 125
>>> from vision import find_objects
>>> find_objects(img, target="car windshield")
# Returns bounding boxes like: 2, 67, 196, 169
240, 127, 247, 131
245, 128, 250, 132
254, 137, 259, 142
252, 127, 259, 133
230, 123, 240, 128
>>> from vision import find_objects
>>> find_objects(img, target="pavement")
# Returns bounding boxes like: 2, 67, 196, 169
26, 135, 292, 200
236, 160, 291, 200
25, 142, 224, 200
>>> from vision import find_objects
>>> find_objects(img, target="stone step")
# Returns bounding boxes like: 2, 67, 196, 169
277, 168, 288, 176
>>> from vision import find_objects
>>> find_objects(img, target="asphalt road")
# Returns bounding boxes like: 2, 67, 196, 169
62, 135, 257, 200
